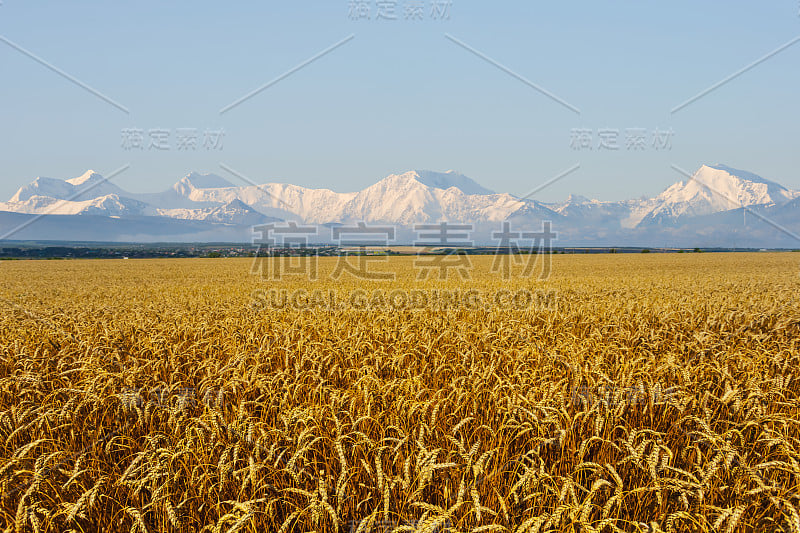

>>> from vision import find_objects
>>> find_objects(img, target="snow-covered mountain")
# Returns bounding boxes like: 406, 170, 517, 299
548, 194, 637, 228
9, 170, 128, 203
332, 171, 553, 225
1, 165, 799, 245
158, 199, 278, 226
0, 193, 153, 217
631, 164, 799, 227
411, 170, 495, 195
174, 170, 511, 224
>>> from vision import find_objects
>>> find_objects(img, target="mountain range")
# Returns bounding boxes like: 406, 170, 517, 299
1, 165, 799, 247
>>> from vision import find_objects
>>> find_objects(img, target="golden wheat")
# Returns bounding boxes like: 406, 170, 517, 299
0, 253, 798, 531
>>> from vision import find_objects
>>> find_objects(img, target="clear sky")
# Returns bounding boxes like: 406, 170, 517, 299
1, 1, 798, 202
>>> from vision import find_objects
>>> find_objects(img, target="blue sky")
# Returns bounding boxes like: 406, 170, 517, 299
1, 1, 798, 202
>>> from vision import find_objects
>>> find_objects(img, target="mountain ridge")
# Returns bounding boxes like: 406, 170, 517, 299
1, 165, 799, 246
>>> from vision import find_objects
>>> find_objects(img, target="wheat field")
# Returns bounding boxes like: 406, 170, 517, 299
0, 253, 799, 532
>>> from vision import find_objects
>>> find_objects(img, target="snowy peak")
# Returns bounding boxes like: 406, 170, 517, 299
158, 199, 277, 226
10, 177, 72, 202
564, 194, 592, 205
688, 165, 793, 205
66, 170, 104, 186
0, 193, 152, 217
707, 164, 781, 186
182, 172, 234, 189
635, 164, 796, 227
74, 194, 152, 216
551, 193, 632, 227
173, 172, 235, 196
408, 170, 495, 195
207, 199, 274, 225
10, 170, 124, 203
340, 172, 438, 224
337, 170, 521, 224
